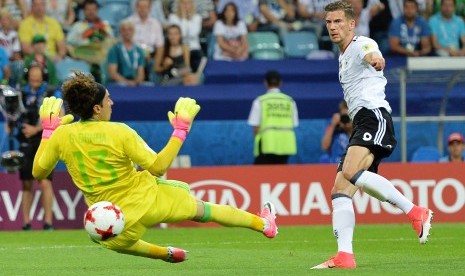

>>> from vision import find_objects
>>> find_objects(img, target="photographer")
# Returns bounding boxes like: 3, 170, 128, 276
320, 100, 353, 163
5, 64, 62, 230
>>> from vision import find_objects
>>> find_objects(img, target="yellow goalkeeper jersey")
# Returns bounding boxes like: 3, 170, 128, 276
38, 120, 159, 227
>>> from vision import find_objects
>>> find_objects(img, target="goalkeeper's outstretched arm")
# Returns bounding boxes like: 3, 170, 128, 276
147, 97, 200, 176
32, 140, 53, 179
32, 97, 74, 179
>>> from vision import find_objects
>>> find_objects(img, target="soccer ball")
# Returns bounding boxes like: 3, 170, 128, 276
83, 201, 125, 241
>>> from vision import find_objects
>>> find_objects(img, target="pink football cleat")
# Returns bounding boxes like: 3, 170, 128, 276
260, 201, 278, 238
165, 247, 188, 263
311, 251, 356, 269
408, 206, 434, 244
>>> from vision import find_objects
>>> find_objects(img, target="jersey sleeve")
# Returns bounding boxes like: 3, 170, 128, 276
357, 38, 381, 60
121, 125, 158, 169
38, 129, 62, 171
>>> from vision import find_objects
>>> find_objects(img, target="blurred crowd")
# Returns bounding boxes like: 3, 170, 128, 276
0, 0, 464, 88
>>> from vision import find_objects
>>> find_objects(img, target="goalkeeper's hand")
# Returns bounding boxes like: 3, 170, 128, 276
40, 96, 74, 139
167, 97, 201, 142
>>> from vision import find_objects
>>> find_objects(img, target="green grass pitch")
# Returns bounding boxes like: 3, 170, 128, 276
1, 223, 463, 275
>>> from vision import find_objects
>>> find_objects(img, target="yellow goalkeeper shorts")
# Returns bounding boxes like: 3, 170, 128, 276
101, 179, 197, 249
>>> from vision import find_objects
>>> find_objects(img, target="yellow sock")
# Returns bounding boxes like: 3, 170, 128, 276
116, 240, 168, 260
199, 202, 264, 232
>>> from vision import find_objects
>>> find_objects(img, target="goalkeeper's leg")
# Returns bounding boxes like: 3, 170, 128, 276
195, 201, 278, 238
114, 240, 187, 263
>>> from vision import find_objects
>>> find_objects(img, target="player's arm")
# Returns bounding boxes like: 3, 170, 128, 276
32, 140, 53, 179
32, 97, 74, 179
147, 97, 200, 176
363, 52, 385, 71
321, 113, 340, 151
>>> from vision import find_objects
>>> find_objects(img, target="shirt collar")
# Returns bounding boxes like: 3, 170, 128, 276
267, 88, 281, 93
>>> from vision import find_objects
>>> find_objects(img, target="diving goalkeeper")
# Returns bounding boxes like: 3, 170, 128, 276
32, 72, 277, 263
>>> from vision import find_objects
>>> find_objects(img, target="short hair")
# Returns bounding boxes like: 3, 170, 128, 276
83, 0, 100, 9
265, 70, 281, 87
62, 72, 101, 120
119, 19, 134, 30
324, 1, 355, 20
404, 0, 419, 7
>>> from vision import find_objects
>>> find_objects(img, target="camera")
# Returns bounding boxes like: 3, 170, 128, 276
0, 85, 25, 173
340, 113, 351, 124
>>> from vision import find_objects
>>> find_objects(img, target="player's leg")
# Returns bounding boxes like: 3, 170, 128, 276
154, 178, 278, 238
21, 180, 33, 230
350, 108, 432, 243
346, 146, 433, 243
312, 168, 359, 269
38, 179, 54, 230
110, 178, 278, 263
194, 200, 278, 238
102, 222, 187, 263
114, 240, 187, 263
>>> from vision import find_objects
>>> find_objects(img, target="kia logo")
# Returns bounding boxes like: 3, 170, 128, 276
189, 180, 251, 210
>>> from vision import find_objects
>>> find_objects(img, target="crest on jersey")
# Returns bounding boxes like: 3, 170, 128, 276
362, 43, 375, 52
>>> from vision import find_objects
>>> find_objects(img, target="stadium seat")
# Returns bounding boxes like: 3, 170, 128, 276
283, 31, 319, 58
411, 146, 441, 162
247, 32, 284, 60
55, 58, 91, 83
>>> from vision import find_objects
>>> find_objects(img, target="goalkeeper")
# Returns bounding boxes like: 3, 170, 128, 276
32, 72, 277, 263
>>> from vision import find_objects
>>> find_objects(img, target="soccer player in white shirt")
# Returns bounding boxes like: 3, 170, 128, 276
311, 1, 434, 269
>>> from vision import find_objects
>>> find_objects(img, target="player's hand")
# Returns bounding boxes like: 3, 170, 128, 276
40, 96, 74, 139
167, 97, 201, 141
370, 56, 385, 71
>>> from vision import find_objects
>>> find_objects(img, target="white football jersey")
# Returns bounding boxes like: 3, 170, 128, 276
338, 36, 391, 119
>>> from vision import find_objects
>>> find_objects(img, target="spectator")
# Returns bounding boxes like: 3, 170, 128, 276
349, 0, 385, 37
127, 0, 164, 81
21, 34, 58, 86
247, 70, 298, 165
154, 24, 198, 86
425, 0, 465, 19
10, 63, 62, 230
216, 0, 261, 32
389, 0, 432, 56
369, 0, 400, 54
429, 0, 465, 56
67, 0, 115, 83
46, 0, 75, 32
0, 0, 28, 29
18, 0, 67, 62
439, 132, 465, 162
171, 0, 217, 31
71, 0, 86, 21
297, 0, 334, 37
320, 100, 352, 163
107, 20, 146, 86
0, 45, 9, 83
133, 0, 169, 27
0, 8, 22, 86
213, 2, 249, 61
168, 0, 203, 72
258, 0, 298, 40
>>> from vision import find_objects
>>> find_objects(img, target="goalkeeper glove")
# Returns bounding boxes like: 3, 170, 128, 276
40, 96, 74, 139
167, 97, 201, 142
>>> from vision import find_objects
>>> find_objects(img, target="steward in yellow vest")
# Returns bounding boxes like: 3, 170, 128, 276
247, 70, 298, 164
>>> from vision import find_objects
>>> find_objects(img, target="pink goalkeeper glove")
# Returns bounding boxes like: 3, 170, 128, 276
39, 96, 74, 139
167, 97, 201, 142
